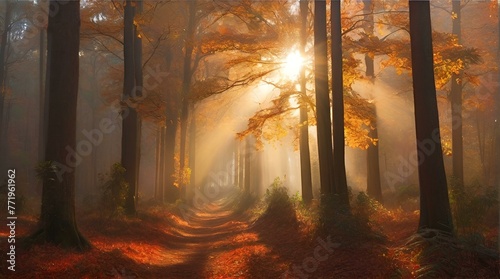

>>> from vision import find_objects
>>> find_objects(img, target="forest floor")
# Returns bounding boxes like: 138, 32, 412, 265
0, 198, 498, 278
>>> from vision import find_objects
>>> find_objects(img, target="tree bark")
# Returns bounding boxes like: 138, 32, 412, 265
409, 0, 453, 234
366, 104, 382, 203
164, 110, 178, 202
187, 105, 196, 203
34, 0, 90, 250
363, 0, 382, 203
38, 25, 47, 163
0, 1, 12, 170
450, 0, 464, 188
155, 125, 165, 202
244, 136, 252, 193
314, 0, 334, 197
363, 0, 375, 78
331, 0, 349, 207
122, 0, 139, 215
495, 1, 500, 189
238, 140, 244, 189
299, 0, 313, 204
179, 0, 196, 200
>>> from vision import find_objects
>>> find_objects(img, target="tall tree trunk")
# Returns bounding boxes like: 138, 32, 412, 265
314, 0, 334, 198
450, 0, 464, 188
494, 2, 500, 189
366, 104, 382, 203
122, 0, 139, 215
363, 0, 375, 78
163, 44, 178, 203
331, 0, 349, 207
155, 125, 165, 202
238, 140, 244, 189
38, 27, 47, 162
133, 0, 143, 204
187, 105, 196, 203
299, 0, 313, 204
475, 110, 489, 184
244, 136, 252, 193
0, 1, 11, 170
179, 0, 196, 200
363, 0, 382, 202
164, 110, 178, 202
409, 0, 453, 234
33, 0, 90, 250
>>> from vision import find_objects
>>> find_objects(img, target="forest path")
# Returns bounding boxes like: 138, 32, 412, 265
153, 202, 263, 278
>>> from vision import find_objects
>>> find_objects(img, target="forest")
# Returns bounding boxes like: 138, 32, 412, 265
0, 0, 499, 278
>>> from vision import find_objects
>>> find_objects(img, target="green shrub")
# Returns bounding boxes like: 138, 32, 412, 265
99, 163, 128, 217
232, 190, 257, 214
264, 177, 294, 214
449, 182, 498, 240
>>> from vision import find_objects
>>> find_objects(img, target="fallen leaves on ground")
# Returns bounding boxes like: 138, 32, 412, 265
0, 203, 497, 278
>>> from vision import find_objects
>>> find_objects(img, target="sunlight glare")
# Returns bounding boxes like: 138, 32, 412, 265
283, 50, 303, 81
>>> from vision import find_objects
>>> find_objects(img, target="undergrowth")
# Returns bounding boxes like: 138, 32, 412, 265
449, 180, 499, 244
98, 163, 128, 218
403, 228, 499, 278
320, 190, 387, 243
397, 180, 500, 278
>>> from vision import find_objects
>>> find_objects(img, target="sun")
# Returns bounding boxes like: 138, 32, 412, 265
282, 50, 303, 81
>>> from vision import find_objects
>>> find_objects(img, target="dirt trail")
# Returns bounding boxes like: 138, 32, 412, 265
156, 203, 254, 278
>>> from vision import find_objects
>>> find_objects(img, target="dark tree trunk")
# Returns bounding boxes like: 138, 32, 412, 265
495, 2, 500, 189
155, 125, 165, 202
409, 0, 453, 234
363, 0, 374, 78
238, 140, 244, 189
179, 0, 196, 200
366, 104, 382, 203
244, 136, 251, 193
163, 43, 179, 203
164, 111, 178, 203
38, 27, 47, 163
299, 0, 313, 204
450, 0, 464, 188
331, 0, 349, 207
314, 0, 334, 197
133, 0, 143, 205
33, 0, 90, 250
187, 106, 196, 203
0, 1, 11, 170
363, 0, 382, 202
122, 0, 140, 215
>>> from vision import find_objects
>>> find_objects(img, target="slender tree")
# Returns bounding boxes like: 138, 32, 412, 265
179, 0, 197, 200
331, 0, 349, 207
163, 44, 179, 203
32, 0, 90, 250
363, 0, 382, 203
363, 0, 375, 79
0, 1, 12, 169
496, 0, 500, 189
409, 0, 453, 233
121, 0, 141, 215
155, 125, 165, 202
38, 22, 47, 162
450, 0, 464, 187
366, 104, 382, 202
244, 136, 252, 193
187, 104, 197, 202
164, 105, 179, 202
299, 0, 313, 204
314, 0, 334, 197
